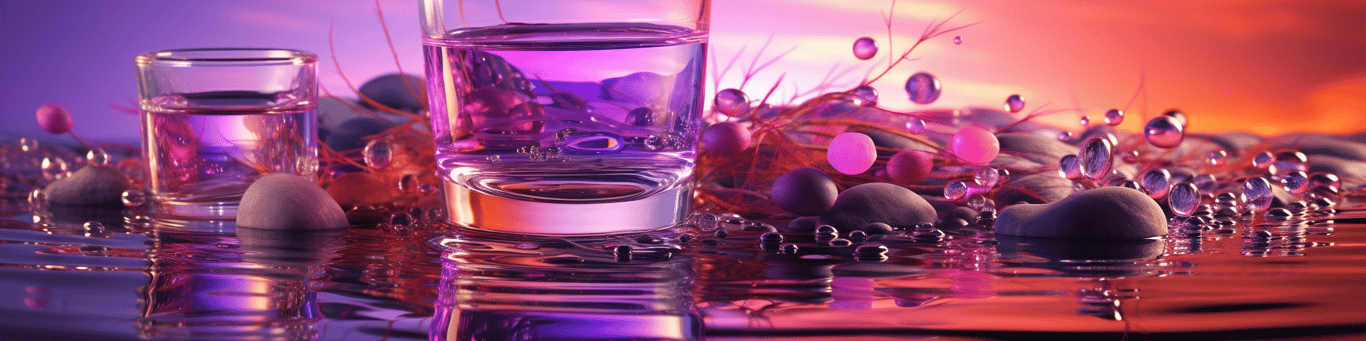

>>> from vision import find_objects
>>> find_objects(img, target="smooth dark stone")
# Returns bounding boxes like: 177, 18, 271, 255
992, 173, 1075, 206
995, 187, 1167, 239
325, 117, 396, 152
237, 174, 349, 230
599, 72, 670, 102
940, 206, 979, 222
821, 183, 937, 230
859, 222, 894, 235
358, 73, 427, 113
42, 166, 129, 208
771, 167, 840, 216
784, 216, 823, 233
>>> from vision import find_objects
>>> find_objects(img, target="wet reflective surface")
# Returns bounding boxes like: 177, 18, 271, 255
4, 192, 1366, 340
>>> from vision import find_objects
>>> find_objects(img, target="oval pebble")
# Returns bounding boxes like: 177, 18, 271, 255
771, 167, 840, 216
700, 121, 751, 155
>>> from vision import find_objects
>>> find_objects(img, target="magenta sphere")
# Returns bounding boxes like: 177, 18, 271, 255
700, 121, 751, 155
950, 126, 1000, 165
886, 150, 934, 185
36, 104, 73, 134
827, 132, 877, 175
853, 37, 878, 60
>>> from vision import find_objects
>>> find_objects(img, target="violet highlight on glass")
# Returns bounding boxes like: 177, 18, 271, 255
135, 48, 319, 219
420, 0, 712, 234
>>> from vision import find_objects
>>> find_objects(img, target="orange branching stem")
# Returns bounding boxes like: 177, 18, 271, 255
994, 104, 1084, 134
863, 9, 979, 86
494, 0, 508, 23
327, 22, 429, 125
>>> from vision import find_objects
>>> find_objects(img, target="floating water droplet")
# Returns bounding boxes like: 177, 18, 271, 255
904, 117, 926, 134
19, 137, 39, 152
1163, 109, 1188, 127
1058, 154, 1082, 179
974, 166, 1000, 187
1143, 116, 1185, 148
1206, 150, 1227, 166
714, 88, 751, 116
1057, 131, 1073, 142
1252, 151, 1274, 169
41, 157, 68, 180
1079, 137, 1114, 180
904, 72, 941, 105
944, 181, 969, 201
1271, 150, 1308, 177
86, 148, 109, 167
363, 139, 393, 169
1169, 182, 1200, 217
853, 37, 878, 60
1243, 177, 1274, 212
1140, 169, 1173, 199
28, 189, 46, 206
1104, 109, 1124, 125
1079, 116, 1091, 127
953, 36, 963, 45
1281, 171, 1309, 195
121, 189, 146, 207
850, 85, 878, 107
1004, 94, 1025, 113
1308, 173, 1340, 191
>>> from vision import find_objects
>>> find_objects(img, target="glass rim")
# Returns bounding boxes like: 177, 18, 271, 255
136, 48, 317, 66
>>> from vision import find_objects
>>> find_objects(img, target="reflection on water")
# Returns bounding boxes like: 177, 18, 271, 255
2, 184, 1366, 339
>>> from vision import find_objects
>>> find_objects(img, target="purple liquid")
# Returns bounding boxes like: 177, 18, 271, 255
424, 23, 706, 204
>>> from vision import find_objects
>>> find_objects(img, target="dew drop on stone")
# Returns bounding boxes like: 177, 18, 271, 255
363, 139, 393, 169
1079, 116, 1091, 127
850, 85, 878, 107
1057, 131, 1073, 142
1163, 109, 1189, 127
1079, 137, 1114, 180
28, 189, 46, 206
41, 157, 68, 180
1104, 109, 1124, 126
1281, 171, 1309, 195
86, 148, 109, 167
944, 181, 969, 201
1140, 169, 1173, 199
1004, 94, 1025, 113
853, 37, 878, 60
1308, 173, 1340, 191
714, 88, 751, 116
997, 168, 1012, 185
1120, 180, 1142, 191
1169, 182, 1200, 217
1206, 150, 1227, 166
1058, 154, 1082, 179
1243, 177, 1274, 212
904, 117, 926, 134
1143, 116, 1185, 148
1252, 151, 1274, 169
19, 137, 39, 152
904, 72, 942, 105
953, 36, 963, 45
975, 166, 1000, 187
121, 189, 146, 207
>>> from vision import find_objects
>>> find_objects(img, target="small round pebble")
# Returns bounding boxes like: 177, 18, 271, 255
237, 173, 348, 230
821, 183, 937, 230
886, 150, 934, 185
785, 216, 823, 233
700, 121, 751, 155
771, 167, 839, 216
358, 73, 427, 112
827, 132, 877, 175
859, 222, 894, 235
42, 166, 129, 207
995, 187, 1167, 239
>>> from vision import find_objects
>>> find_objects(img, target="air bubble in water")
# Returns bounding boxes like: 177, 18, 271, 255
853, 37, 878, 60
86, 148, 109, 167
1104, 109, 1124, 125
714, 89, 751, 116
1143, 116, 1184, 148
19, 137, 39, 152
1058, 154, 1082, 179
1169, 182, 1199, 217
1243, 177, 1274, 212
41, 157, 68, 180
1005, 94, 1025, 113
944, 181, 969, 201
1079, 137, 1113, 180
953, 36, 963, 45
1281, 171, 1309, 195
1140, 169, 1173, 199
625, 107, 654, 126
363, 139, 393, 169
121, 189, 146, 207
904, 72, 942, 105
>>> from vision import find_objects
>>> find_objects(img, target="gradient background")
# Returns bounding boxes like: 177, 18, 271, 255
3, 0, 1365, 146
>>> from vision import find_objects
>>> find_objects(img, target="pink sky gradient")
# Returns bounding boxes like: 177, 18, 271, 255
3, 0, 1364, 143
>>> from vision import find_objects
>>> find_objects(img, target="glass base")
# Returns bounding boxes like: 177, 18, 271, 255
152, 200, 239, 220
443, 180, 690, 235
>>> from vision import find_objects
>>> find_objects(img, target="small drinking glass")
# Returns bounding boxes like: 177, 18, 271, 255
136, 48, 319, 219
421, 0, 711, 234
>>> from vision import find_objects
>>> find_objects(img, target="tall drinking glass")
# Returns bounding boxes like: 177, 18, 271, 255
421, 0, 711, 234
136, 48, 319, 219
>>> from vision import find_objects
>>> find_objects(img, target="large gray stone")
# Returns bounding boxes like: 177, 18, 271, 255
237, 174, 348, 230
820, 183, 937, 230
995, 187, 1167, 239
42, 165, 129, 208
